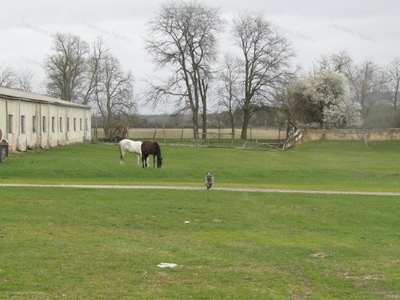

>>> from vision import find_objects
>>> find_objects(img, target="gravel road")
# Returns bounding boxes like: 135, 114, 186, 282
1, 183, 400, 196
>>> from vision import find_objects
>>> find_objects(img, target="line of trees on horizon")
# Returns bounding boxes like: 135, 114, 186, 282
1, 1, 400, 139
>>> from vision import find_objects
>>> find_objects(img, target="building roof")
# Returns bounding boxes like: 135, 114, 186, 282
0, 86, 90, 109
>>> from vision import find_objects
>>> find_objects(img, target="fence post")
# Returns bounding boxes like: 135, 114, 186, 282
180, 127, 184, 146
153, 126, 157, 140
363, 133, 369, 147
163, 124, 166, 144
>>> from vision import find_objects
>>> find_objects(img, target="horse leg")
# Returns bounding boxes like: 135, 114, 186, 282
140, 154, 149, 167
120, 151, 125, 165
153, 154, 156, 168
142, 153, 148, 168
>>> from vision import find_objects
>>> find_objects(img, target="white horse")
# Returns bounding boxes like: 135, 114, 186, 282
118, 139, 148, 166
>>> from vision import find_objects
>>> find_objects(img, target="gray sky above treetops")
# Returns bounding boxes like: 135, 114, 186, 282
1, 0, 399, 114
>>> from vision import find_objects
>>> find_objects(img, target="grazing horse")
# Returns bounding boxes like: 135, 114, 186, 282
141, 141, 162, 168
119, 139, 148, 166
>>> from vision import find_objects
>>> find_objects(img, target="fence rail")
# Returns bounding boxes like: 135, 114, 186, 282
92, 127, 400, 150
92, 127, 283, 149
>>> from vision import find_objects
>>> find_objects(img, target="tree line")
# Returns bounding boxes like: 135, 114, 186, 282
1, 1, 399, 139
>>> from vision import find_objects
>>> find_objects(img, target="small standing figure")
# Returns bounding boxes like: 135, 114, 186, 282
204, 172, 214, 190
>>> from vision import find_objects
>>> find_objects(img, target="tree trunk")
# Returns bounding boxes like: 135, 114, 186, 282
201, 113, 207, 140
240, 110, 250, 139
192, 111, 199, 139
229, 111, 235, 140
201, 116, 207, 141
200, 78, 208, 140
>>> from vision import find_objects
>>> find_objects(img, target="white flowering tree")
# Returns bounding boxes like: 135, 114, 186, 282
294, 70, 362, 128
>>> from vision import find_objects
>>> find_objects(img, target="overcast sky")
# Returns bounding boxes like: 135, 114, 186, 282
1, 0, 399, 114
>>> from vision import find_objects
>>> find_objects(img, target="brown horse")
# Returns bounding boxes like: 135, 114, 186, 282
141, 141, 162, 168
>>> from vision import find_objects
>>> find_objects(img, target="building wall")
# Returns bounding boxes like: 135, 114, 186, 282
298, 128, 400, 145
1, 97, 91, 152
0, 99, 5, 137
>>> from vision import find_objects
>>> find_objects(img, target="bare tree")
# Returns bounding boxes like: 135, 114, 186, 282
0, 63, 17, 87
0, 63, 38, 92
44, 33, 136, 136
144, 1, 224, 139
387, 57, 400, 126
15, 67, 36, 92
82, 37, 109, 105
216, 53, 242, 139
346, 59, 389, 121
275, 81, 299, 137
94, 53, 135, 137
315, 51, 352, 74
231, 12, 296, 139
45, 32, 89, 102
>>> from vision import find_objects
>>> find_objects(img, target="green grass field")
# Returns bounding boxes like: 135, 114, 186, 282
2, 140, 400, 192
1, 140, 400, 299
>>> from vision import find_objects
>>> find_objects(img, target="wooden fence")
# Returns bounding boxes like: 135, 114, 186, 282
92, 127, 283, 148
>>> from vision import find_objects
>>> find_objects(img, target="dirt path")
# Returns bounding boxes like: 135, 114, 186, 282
1, 183, 400, 196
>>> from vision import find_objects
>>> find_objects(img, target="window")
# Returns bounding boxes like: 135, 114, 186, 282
80, 118, 82, 131
8, 115, 13, 133
85, 118, 88, 131
33, 116, 37, 133
74, 118, 76, 131
43, 116, 46, 132
21, 115, 25, 134
52, 117, 55, 132
60, 117, 63, 132
67, 118, 70, 131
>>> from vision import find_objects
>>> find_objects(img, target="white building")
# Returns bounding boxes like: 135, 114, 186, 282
0, 87, 91, 152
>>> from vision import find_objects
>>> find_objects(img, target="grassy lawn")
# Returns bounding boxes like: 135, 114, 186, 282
1, 140, 400, 299
2, 140, 400, 192
2, 187, 400, 299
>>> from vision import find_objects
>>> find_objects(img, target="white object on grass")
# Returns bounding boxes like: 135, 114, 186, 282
157, 262, 178, 268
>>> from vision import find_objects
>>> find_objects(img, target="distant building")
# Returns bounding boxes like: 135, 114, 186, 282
0, 87, 91, 152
